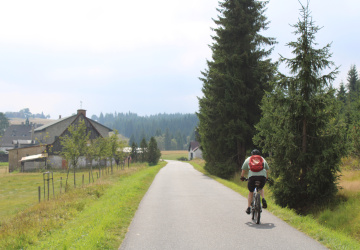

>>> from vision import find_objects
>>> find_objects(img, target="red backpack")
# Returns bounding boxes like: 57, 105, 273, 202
249, 155, 264, 172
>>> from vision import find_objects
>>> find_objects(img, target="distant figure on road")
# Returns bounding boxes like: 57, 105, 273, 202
240, 149, 270, 214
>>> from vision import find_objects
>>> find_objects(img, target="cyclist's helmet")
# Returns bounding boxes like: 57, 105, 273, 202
251, 149, 261, 156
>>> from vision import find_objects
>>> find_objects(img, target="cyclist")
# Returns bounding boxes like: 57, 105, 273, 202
240, 149, 270, 214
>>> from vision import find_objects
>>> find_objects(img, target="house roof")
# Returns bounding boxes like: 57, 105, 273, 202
0, 124, 36, 147
188, 141, 200, 151
34, 113, 112, 134
34, 115, 75, 132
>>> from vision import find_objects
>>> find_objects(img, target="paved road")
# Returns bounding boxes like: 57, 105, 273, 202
119, 160, 327, 250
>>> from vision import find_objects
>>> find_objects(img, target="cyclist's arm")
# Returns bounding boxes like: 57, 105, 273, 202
240, 169, 246, 179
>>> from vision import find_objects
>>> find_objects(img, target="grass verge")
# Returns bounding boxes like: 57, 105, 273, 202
189, 159, 360, 250
0, 162, 166, 249
0, 166, 124, 221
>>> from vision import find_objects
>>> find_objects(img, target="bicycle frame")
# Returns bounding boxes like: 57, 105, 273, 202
251, 180, 262, 224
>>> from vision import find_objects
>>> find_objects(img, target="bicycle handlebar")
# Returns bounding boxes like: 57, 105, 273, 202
241, 177, 272, 182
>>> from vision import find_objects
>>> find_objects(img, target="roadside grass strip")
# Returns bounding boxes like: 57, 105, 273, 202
190, 161, 360, 250
33, 163, 165, 249
0, 162, 165, 249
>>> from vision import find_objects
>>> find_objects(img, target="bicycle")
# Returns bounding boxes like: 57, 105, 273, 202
244, 178, 263, 224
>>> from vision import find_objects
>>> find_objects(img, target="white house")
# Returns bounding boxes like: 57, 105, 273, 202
188, 141, 202, 160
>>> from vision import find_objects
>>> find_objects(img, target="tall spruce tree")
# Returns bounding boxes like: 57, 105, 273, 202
347, 65, 359, 101
147, 137, 161, 166
197, 0, 276, 178
140, 137, 148, 162
254, 2, 346, 212
337, 82, 347, 105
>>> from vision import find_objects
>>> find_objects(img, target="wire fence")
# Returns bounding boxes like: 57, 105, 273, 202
38, 162, 127, 203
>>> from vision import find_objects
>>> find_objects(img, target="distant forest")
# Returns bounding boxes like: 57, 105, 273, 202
5, 108, 50, 119
4, 108, 199, 150
91, 112, 199, 150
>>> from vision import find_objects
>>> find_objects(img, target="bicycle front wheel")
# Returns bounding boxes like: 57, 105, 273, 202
255, 193, 261, 224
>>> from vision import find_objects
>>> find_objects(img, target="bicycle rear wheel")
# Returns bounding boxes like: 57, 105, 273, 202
255, 193, 261, 224
251, 193, 256, 220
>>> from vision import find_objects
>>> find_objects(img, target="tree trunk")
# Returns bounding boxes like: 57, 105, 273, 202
301, 118, 308, 182
73, 164, 76, 188
65, 168, 70, 192
302, 118, 307, 153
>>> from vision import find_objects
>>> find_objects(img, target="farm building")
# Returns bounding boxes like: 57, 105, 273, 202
188, 141, 202, 160
0, 119, 42, 152
8, 109, 112, 172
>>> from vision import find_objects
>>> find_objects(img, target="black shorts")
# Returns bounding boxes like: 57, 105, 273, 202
248, 176, 266, 192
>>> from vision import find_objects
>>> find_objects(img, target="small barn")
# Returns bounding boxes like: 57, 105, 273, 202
188, 141, 202, 160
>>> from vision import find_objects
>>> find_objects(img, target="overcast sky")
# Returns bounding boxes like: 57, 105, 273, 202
1, 0, 359, 119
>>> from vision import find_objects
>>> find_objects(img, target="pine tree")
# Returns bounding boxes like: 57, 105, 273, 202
197, 0, 276, 178
140, 137, 148, 162
147, 137, 161, 165
130, 142, 138, 162
254, 2, 346, 212
347, 65, 359, 101
337, 82, 347, 105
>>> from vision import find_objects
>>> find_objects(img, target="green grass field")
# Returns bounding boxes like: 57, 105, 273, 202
0, 166, 121, 221
0, 162, 166, 249
161, 150, 188, 160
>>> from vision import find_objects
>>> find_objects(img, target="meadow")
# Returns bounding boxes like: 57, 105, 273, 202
161, 150, 188, 160
0, 162, 8, 175
0, 162, 166, 249
0, 164, 122, 221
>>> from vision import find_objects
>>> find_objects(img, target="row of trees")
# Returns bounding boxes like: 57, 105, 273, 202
197, 0, 349, 212
5, 108, 50, 119
129, 137, 161, 166
128, 128, 192, 151
59, 119, 161, 189
337, 65, 360, 157
59, 119, 128, 188
91, 112, 198, 149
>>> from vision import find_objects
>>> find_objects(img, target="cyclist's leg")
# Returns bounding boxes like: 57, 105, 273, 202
255, 176, 267, 208
247, 177, 256, 207
248, 192, 253, 207
246, 177, 256, 214
260, 189, 265, 199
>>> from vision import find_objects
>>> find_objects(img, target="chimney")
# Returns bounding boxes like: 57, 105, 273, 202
77, 109, 86, 117
59, 115, 61, 119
